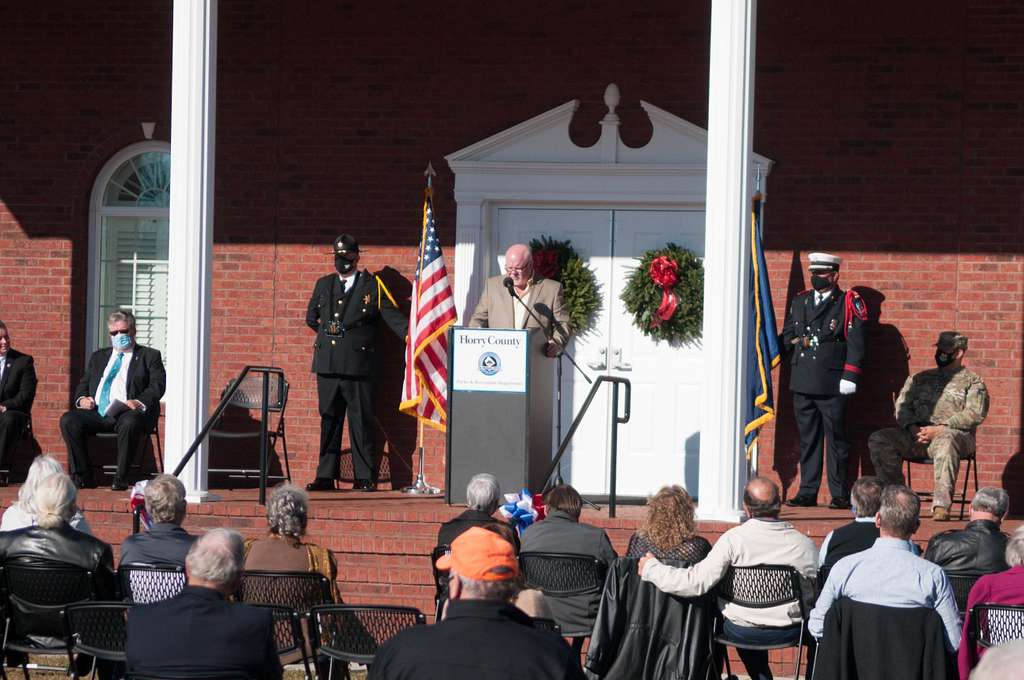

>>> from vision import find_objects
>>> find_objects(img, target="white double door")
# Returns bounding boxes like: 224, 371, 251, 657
496, 207, 705, 498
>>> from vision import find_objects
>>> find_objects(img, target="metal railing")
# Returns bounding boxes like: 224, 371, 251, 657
541, 376, 631, 518
172, 365, 284, 506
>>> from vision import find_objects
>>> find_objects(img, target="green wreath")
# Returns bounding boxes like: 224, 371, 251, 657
529, 236, 601, 335
620, 243, 703, 344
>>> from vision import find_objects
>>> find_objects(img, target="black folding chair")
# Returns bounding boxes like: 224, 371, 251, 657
209, 374, 292, 483
714, 565, 810, 680
97, 416, 164, 480
127, 673, 254, 680
519, 551, 608, 651
430, 544, 450, 620
251, 604, 313, 680
236, 571, 333, 614
118, 564, 186, 604
1, 560, 97, 677
63, 601, 129, 679
310, 604, 425, 678
971, 603, 1024, 649
946, 572, 982, 616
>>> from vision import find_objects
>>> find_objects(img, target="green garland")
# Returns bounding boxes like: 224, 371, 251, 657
620, 243, 704, 344
529, 236, 601, 335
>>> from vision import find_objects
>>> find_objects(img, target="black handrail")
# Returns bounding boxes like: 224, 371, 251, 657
171, 365, 284, 506
541, 376, 631, 518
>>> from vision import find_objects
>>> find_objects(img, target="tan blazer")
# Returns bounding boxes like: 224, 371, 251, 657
468, 274, 570, 343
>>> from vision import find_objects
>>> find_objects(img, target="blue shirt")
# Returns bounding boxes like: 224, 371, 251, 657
809, 537, 961, 650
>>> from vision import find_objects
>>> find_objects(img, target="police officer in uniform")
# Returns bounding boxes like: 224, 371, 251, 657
782, 253, 867, 509
305, 235, 407, 491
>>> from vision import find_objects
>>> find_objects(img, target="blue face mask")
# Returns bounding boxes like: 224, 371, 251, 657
112, 332, 133, 351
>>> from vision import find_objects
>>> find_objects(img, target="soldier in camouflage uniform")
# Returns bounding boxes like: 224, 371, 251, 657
868, 331, 989, 521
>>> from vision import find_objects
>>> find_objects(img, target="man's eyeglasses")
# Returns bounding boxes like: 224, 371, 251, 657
505, 266, 529, 274
108, 329, 132, 336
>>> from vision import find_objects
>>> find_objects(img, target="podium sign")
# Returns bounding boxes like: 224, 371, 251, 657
446, 327, 554, 504
451, 328, 528, 393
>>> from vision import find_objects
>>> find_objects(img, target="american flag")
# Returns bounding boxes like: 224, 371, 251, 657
400, 186, 457, 430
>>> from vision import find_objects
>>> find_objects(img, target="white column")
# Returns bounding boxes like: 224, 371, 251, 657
165, 0, 217, 501
697, 0, 758, 522
453, 200, 485, 322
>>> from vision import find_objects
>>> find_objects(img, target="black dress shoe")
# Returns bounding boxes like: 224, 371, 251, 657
785, 495, 817, 508
829, 497, 852, 510
111, 478, 129, 492
354, 480, 377, 492
305, 478, 335, 492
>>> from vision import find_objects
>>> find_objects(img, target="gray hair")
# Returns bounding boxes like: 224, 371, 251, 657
186, 528, 245, 587
17, 455, 68, 516
972, 487, 1010, 518
970, 638, 1024, 680
1006, 526, 1024, 567
266, 483, 308, 540
455, 574, 520, 603
878, 485, 920, 539
465, 473, 501, 514
107, 309, 136, 331
145, 475, 187, 524
34, 473, 78, 529
850, 476, 884, 518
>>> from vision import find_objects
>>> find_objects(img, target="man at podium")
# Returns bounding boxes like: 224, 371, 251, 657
468, 243, 570, 357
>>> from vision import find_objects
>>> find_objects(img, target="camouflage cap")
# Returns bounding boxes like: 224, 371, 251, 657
935, 331, 968, 351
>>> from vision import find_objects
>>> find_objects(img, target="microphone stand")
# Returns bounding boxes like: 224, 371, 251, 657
505, 281, 600, 510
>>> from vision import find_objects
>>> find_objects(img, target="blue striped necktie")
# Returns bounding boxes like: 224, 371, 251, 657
98, 353, 124, 416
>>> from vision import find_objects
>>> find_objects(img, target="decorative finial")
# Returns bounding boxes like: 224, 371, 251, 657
424, 162, 436, 188
603, 84, 621, 116
141, 122, 156, 140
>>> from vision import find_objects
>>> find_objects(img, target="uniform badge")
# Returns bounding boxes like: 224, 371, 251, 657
363, 294, 371, 305
829, 318, 837, 331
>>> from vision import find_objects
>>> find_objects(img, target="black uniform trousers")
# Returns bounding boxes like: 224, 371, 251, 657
792, 391, 850, 499
315, 374, 376, 482
60, 408, 155, 481
0, 410, 29, 466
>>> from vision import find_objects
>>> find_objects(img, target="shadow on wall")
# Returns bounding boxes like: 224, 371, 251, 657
772, 251, 804, 498
373, 266, 416, 489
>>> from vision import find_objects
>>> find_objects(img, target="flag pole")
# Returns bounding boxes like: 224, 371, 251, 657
403, 162, 441, 495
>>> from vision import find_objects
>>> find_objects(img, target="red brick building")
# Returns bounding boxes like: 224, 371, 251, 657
1, 1, 1022, 509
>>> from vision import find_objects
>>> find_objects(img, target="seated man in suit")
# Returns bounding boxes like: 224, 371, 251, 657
59, 309, 165, 491
0, 321, 37, 469
119, 474, 196, 567
469, 243, 571, 356
126, 528, 282, 680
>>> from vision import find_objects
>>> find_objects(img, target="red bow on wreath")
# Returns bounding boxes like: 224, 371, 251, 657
532, 249, 560, 280
648, 256, 679, 327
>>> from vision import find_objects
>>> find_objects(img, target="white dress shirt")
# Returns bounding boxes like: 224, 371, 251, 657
93, 349, 134, 406
0, 353, 7, 383
512, 282, 534, 329
814, 289, 833, 306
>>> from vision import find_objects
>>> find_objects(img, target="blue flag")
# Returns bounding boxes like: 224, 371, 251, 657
744, 194, 780, 453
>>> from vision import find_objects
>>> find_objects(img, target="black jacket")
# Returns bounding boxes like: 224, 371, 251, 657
119, 522, 197, 567
782, 287, 866, 395
814, 598, 954, 680
369, 599, 585, 680
306, 269, 408, 376
437, 509, 520, 552
925, 519, 1009, 575
126, 585, 282, 680
823, 520, 881, 571
585, 558, 714, 680
73, 344, 166, 413
0, 348, 36, 414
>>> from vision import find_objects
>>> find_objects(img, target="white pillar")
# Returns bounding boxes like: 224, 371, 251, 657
165, 0, 217, 501
697, 0, 758, 522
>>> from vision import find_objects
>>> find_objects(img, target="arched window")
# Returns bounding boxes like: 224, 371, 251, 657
88, 142, 170, 358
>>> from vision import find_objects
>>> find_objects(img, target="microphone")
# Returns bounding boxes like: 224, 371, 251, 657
503, 277, 516, 296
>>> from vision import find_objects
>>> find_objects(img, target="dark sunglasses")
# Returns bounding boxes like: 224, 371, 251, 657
108, 329, 132, 337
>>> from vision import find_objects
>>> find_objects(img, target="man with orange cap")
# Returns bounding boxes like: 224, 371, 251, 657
370, 527, 584, 680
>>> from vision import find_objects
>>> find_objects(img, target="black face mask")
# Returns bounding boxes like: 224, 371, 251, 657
810, 274, 832, 291
335, 255, 356, 275
935, 350, 957, 368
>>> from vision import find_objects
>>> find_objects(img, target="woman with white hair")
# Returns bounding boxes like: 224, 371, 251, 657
0, 454, 92, 533
959, 524, 1024, 677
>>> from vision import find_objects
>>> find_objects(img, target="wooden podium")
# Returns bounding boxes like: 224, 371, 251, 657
445, 327, 554, 505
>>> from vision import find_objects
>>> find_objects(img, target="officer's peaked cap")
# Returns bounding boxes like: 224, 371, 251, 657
808, 252, 841, 271
333, 234, 359, 256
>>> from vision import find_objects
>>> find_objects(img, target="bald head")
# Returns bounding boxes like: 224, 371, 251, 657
744, 477, 782, 519
504, 244, 534, 291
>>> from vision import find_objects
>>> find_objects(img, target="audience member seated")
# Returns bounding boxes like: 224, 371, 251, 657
958, 526, 1024, 677
969, 638, 1024, 680
0, 472, 115, 647
126, 528, 282, 680
243, 482, 339, 600
819, 476, 883, 571
0, 321, 36, 470
809, 485, 960, 652
626, 485, 710, 563
521, 484, 617, 637
60, 308, 165, 491
119, 474, 196, 567
0, 454, 91, 533
638, 477, 817, 680
437, 472, 519, 551
926, 486, 1009, 575
480, 522, 552, 619
371, 527, 585, 680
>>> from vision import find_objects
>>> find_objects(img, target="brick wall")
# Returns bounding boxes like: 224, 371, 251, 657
1, 0, 1022, 505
